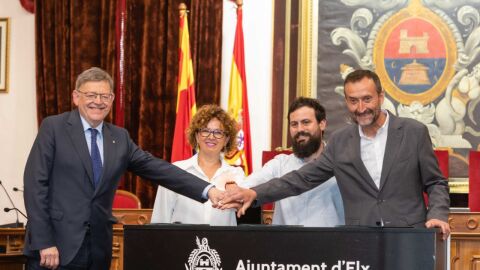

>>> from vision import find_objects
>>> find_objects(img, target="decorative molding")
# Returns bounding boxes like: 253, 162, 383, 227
0, 18, 9, 93
261, 209, 273, 225
281, 0, 292, 149
281, 0, 318, 148
449, 179, 469, 194
449, 212, 480, 233
112, 209, 152, 225
296, 0, 318, 99
449, 212, 480, 269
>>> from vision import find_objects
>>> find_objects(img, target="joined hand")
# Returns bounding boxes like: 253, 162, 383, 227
219, 185, 257, 218
207, 187, 225, 207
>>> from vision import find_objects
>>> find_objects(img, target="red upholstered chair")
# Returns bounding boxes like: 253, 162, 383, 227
469, 151, 480, 211
423, 150, 449, 206
113, 189, 142, 209
434, 150, 450, 179
261, 149, 292, 224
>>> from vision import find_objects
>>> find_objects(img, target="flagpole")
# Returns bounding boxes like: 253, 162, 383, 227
179, 3, 186, 17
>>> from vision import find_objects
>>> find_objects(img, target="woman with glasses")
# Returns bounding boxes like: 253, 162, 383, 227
151, 104, 244, 225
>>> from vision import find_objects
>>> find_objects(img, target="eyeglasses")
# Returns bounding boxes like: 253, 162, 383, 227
76, 90, 114, 102
198, 128, 226, 139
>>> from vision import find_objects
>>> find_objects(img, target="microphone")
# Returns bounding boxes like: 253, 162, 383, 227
0, 180, 23, 227
13, 187, 23, 192
4, 207, 28, 219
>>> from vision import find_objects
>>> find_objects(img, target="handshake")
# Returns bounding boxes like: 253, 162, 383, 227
207, 182, 256, 218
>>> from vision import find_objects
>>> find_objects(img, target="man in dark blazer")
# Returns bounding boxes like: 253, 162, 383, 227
24, 67, 224, 270
222, 69, 451, 239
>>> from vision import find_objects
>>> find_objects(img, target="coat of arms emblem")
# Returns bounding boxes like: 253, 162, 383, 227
331, 0, 480, 149
185, 237, 222, 270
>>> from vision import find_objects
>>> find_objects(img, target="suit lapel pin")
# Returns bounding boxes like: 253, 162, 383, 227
113, 140, 116, 144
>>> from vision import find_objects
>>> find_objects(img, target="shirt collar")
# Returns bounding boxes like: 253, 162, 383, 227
358, 109, 389, 139
186, 153, 231, 174
79, 115, 103, 134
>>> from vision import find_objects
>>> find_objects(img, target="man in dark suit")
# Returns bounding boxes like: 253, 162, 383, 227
221, 69, 451, 239
24, 67, 224, 270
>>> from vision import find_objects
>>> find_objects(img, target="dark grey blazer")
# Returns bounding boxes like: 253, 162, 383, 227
23, 109, 209, 269
253, 113, 450, 227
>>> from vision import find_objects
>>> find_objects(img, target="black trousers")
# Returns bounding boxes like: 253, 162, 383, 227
26, 232, 92, 270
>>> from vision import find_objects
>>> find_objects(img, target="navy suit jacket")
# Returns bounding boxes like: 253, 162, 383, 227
253, 113, 450, 227
23, 109, 209, 269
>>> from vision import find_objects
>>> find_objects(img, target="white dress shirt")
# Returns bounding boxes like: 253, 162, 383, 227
359, 111, 389, 189
242, 153, 345, 227
151, 154, 244, 226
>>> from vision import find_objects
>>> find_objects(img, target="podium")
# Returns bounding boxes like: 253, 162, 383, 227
124, 225, 446, 270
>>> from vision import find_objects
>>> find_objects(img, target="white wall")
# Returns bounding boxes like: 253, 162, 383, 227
221, 0, 273, 172
0, 2, 36, 225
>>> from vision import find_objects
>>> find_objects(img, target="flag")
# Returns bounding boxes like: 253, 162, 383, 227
171, 5, 197, 163
225, 5, 252, 175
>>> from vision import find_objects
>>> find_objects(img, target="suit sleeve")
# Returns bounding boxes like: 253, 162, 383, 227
252, 143, 336, 205
418, 125, 450, 222
124, 134, 209, 203
23, 118, 57, 250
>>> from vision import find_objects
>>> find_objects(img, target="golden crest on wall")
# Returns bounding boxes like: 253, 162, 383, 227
373, 0, 457, 105
331, 0, 480, 150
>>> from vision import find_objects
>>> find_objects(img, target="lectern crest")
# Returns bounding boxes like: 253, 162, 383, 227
185, 236, 222, 270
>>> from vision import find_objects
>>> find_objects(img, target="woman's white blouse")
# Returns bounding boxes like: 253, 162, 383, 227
151, 154, 245, 225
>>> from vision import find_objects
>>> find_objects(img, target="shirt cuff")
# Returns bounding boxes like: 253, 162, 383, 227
201, 183, 215, 200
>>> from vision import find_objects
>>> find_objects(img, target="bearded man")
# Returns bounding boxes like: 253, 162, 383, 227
241, 97, 344, 226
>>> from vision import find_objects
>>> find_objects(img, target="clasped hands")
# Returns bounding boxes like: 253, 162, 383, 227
207, 182, 256, 218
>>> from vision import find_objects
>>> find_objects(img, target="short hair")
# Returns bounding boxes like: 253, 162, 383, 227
343, 69, 382, 94
75, 67, 114, 92
287, 97, 326, 123
186, 104, 238, 153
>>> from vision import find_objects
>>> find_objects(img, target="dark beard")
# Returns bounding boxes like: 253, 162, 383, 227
292, 131, 322, 159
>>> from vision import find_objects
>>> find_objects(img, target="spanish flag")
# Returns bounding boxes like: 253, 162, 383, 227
171, 4, 196, 163
225, 4, 252, 175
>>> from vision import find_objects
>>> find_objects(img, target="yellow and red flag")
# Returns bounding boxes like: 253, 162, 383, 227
171, 4, 197, 163
225, 5, 252, 175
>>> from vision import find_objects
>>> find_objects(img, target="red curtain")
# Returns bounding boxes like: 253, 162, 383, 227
35, 0, 116, 125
